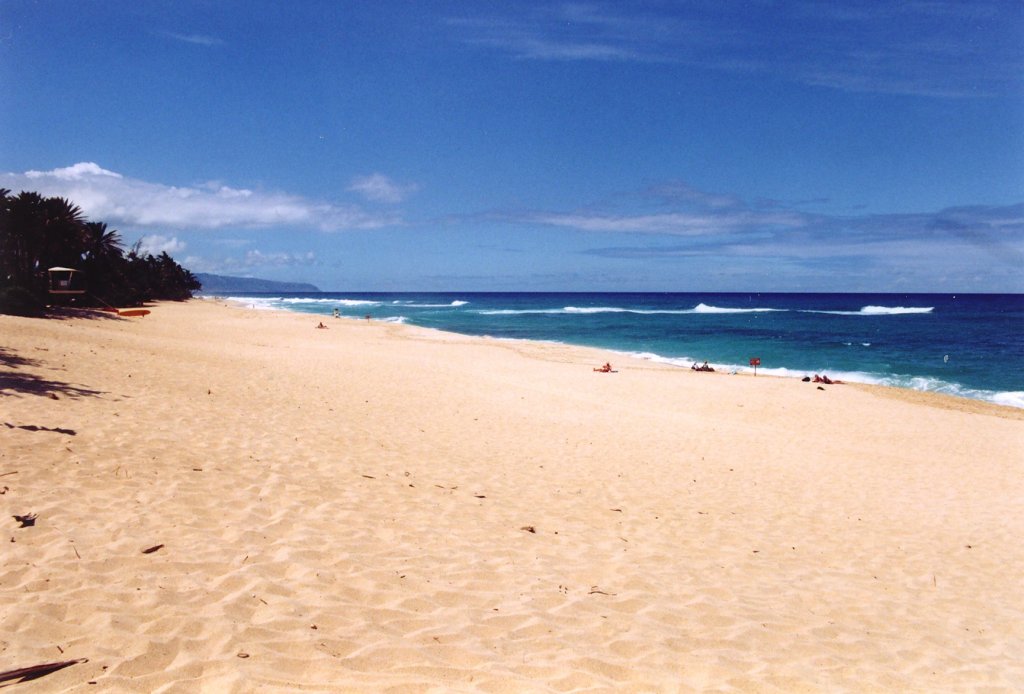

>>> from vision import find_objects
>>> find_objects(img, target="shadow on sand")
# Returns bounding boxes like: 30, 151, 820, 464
46, 306, 127, 321
0, 346, 105, 399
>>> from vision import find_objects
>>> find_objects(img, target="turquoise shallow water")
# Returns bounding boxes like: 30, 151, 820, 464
212, 292, 1024, 408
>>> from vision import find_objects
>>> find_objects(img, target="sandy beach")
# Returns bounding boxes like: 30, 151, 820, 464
2, 299, 1022, 692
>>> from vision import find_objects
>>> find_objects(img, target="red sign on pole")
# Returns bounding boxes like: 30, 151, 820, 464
749, 357, 761, 375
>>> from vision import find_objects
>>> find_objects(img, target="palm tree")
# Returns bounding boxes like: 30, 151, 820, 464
83, 221, 123, 261
4, 191, 48, 291
40, 196, 87, 269
1, 191, 202, 311
79, 221, 125, 301
0, 193, 87, 297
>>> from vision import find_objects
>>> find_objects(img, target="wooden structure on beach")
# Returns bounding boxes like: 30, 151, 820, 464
47, 266, 86, 304
47, 267, 86, 295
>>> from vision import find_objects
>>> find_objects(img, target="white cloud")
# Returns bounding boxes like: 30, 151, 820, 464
347, 173, 418, 204
137, 234, 186, 256
25, 162, 122, 181
2, 163, 401, 232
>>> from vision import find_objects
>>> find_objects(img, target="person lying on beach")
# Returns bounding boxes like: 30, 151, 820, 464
593, 362, 613, 373
813, 374, 843, 384
316, 322, 328, 329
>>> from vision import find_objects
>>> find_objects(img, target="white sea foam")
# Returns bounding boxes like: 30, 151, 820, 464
690, 303, 783, 314
406, 300, 470, 308
478, 304, 771, 316
992, 391, 1024, 408
861, 305, 933, 315
803, 305, 934, 316
224, 296, 281, 310
481, 303, 932, 317
232, 297, 384, 307
627, 352, 697, 368
624, 351, 1023, 409
564, 306, 628, 314
477, 308, 565, 315
565, 304, 782, 315
383, 316, 407, 324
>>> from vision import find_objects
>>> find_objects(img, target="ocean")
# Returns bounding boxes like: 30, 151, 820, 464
213, 292, 1024, 409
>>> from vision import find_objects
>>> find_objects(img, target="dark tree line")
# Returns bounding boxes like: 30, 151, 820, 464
0, 189, 201, 315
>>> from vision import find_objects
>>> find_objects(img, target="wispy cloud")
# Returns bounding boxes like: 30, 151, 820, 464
2, 163, 402, 232
184, 249, 316, 274
348, 173, 419, 204
448, 1, 1023, 97
162, 32, 224, 47
528, 181, 812, 237
534, 209, 807, 235
565, 189, 1024, 279
446, 4, 696, 63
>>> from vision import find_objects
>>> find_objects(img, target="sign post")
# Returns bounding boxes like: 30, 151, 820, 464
749, 357, 761, 376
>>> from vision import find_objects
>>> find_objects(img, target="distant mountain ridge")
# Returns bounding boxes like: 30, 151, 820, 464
195, 273, 320, 293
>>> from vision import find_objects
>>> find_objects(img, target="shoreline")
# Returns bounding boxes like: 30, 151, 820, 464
211, 293, 1024, 412
2, 298, 1022, 690
220, 295, 1024, 420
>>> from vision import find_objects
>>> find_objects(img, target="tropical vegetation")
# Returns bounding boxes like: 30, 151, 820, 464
0, 189, 200, 315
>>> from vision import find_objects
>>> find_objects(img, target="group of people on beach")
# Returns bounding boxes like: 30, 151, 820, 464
598, 358, 716, 374
318, 308, 370, 328
802, 374, 843, 384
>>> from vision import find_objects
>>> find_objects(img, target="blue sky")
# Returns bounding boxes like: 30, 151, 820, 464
1, 1, 1022, 291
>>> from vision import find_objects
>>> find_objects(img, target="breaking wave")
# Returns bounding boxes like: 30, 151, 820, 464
803, 305, 934, 316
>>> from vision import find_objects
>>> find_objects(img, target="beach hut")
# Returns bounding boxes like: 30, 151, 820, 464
47, 266, 86, 296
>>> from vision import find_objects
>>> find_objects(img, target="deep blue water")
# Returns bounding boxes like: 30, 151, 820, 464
212, 292, 1024, 408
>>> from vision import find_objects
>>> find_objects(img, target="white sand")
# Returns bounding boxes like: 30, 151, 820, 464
2, 299, 1022, 692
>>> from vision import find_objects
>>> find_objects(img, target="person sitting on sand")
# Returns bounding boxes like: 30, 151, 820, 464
593, 362, 613, 373
316, 322, 328, 329
699, 361, 715, 372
